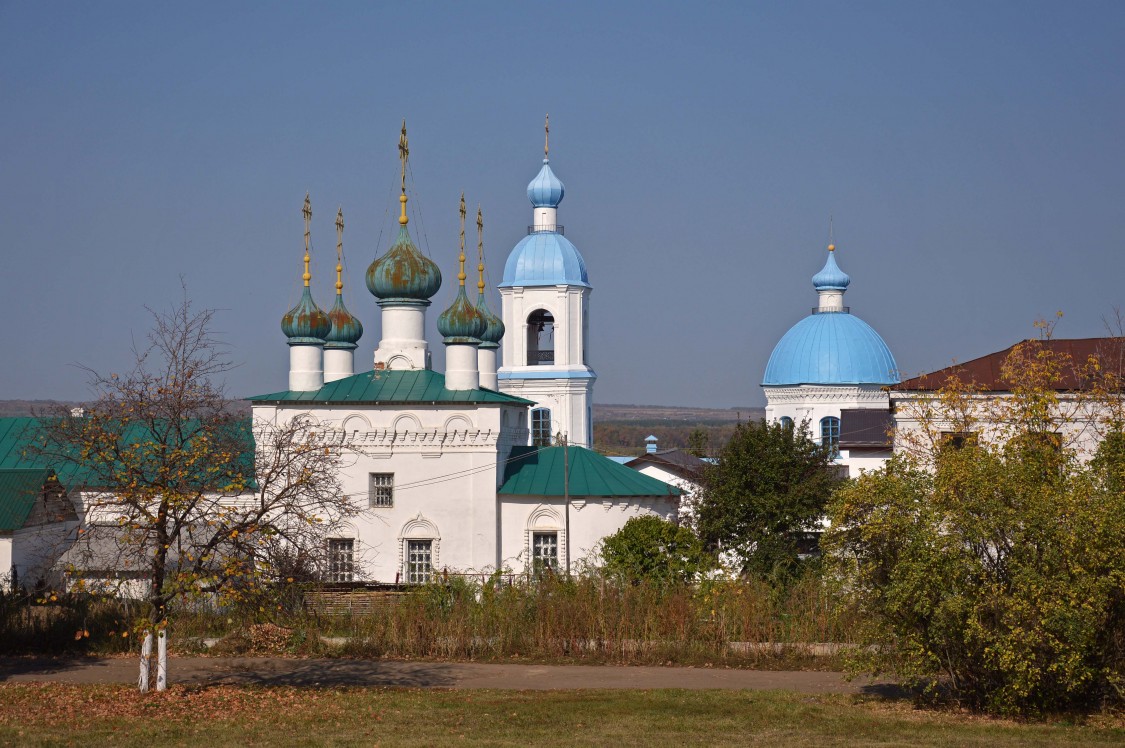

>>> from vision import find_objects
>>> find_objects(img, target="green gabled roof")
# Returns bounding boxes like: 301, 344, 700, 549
0, 418, 80, 482
0, 416, 255, 492
0, 468, 52, 531
248, 368, 534, 406
499, 446, 682, 498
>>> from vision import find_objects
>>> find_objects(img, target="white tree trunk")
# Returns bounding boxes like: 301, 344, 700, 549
156, 630, 168, 691
139, 631, 153, 693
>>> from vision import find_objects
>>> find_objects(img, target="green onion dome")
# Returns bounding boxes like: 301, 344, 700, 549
475, 291, 504, 349
324, 294, 363, 350
281, 287, 331, 344
437, 286, 486, 344
366, 225, 442, 303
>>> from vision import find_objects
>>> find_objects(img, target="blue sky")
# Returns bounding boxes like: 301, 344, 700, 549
1, 1, 1122, 407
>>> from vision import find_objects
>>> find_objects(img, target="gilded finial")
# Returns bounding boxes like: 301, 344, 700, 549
458, 193, 467, 287
476, 205, 485, 294
302, 193, 312, 287
544, 113, 550, 159
398, 120, 410, 225
827, 244, 836, 252
335, 207, 344, 294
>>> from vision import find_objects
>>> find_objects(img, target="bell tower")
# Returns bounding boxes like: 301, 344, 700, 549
497, 117, 596, 448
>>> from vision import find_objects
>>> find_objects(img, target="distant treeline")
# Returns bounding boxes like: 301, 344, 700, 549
594, 420, 743, 458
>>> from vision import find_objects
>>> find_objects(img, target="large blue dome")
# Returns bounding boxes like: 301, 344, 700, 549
499, 232, 590, 288
763, 311, 899, 386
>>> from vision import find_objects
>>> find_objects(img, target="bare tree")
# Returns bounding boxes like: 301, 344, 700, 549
35, 288, 358, 692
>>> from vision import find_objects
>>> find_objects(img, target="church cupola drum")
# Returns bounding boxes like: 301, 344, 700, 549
438, 194, 487, 391
497, 117, 596, 448
323, 207, 364, 382
474, 205, 505, 390
368, 122, 443, 371
761, 241, 899, 476
282, 194, 331, 391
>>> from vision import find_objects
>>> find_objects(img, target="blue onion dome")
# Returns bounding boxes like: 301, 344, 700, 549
763, 313, 898, 385
811, 245, 851, 291
366, 225, 443, 303
475, 291, 505, 348
527, 159, 565, 208
499, 232, 590, 288
281, 287, 331, 344
437, 286, 486, 344
324, 294, 363, 349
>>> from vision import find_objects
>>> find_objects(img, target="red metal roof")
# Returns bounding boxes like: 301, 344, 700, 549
895, 337, 1125, 392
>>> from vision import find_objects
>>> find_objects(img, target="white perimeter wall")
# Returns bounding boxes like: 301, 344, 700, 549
498, 494, 678, 574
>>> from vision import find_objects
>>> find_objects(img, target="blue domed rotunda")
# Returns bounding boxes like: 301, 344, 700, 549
763, 247, 897, 386
761, 244, 898, 472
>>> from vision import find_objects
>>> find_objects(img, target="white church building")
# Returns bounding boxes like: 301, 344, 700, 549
762, 244, 900, 476
248, 125, 679, 584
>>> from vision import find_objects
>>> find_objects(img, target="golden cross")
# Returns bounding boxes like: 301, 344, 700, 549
302, 193, 312, 287
398, 120, 409, 195
335, 208, 344, 294
458, 193, 467, 286
477, 205, 485, 294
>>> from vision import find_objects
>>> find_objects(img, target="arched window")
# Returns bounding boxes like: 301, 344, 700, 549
531, 407, 552, 447
820, 416, 840, 456
779, 416, 794, 430
526, 309, 555, 365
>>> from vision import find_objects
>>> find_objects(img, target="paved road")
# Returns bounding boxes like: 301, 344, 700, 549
0, 657, 899, 695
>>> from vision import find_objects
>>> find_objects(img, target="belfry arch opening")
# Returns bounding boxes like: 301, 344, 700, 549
526, 309, 555, 365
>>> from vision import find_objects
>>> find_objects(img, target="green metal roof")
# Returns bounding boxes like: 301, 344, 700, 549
248, 368, 534, 406
0, 417, 255, 491
0, 468, 52, 532
0, 418, 67, 474
499, 446, 682, 498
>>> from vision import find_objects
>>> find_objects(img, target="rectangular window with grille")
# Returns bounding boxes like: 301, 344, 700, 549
406, 540, 432, 584
532, 531, 558, 571
369, 473, 394, 508
531, 408, 552, 447
327, 538, 354, 582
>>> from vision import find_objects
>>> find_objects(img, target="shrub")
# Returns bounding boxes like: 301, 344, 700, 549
598, 516, 713, 584
825, 336, 1125, 715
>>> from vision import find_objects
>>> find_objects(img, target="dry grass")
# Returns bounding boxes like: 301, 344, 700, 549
0, 682, 1121, 747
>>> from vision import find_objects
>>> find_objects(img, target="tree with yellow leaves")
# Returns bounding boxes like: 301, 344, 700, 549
825, 322, 1125, 715
36, 290, 359, 692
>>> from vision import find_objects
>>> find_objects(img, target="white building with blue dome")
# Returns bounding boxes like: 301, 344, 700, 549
496, 132, 596, 449
763, 244, 899, 475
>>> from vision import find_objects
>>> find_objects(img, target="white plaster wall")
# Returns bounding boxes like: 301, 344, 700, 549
890, 392, 1107, 462
498, 283, 596, 448
631, 464, 699, 524
0, 537, 12, 590
257, 402, 530, 583
764, 384, 892, 477
12, 521, 76, 589
498, 495, 677, 574
289, 344, 324, 391
323, 348, 354, 382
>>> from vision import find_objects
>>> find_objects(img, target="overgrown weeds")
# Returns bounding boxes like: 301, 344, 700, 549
2, 572, 859, 667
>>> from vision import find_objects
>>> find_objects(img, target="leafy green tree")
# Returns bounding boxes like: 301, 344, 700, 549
687, 428, 710, 458
598, 516, 712, 584
695, 419, 842, 581
825, 335, 1125, 715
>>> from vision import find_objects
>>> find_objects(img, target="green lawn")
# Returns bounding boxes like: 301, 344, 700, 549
0, 684, 1120, 747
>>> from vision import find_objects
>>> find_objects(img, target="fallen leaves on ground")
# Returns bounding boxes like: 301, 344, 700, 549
0, 683, 348, 728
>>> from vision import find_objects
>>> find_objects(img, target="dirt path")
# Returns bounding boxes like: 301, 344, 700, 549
0, 656, 899, 694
